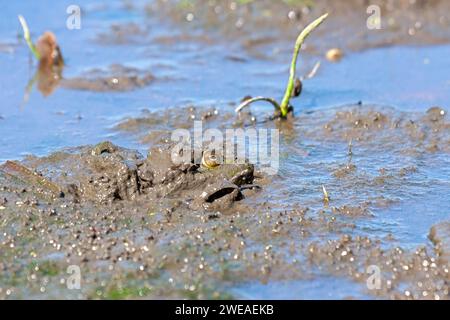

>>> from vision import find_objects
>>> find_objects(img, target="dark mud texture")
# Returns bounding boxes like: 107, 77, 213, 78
1, 104, 450, 299
61, 65, 155, 92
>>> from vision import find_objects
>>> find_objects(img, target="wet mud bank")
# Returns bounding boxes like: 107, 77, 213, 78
148, 0, 450, 53
1, 104, 449, 299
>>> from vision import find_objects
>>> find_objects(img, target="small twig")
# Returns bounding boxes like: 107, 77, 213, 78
347, 139, 353, 165
18, 15, 40, 60
322, 185, 330, 203
304, 61, 321, 80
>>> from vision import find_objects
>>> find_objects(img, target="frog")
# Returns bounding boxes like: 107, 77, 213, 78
15, 141, 255, 211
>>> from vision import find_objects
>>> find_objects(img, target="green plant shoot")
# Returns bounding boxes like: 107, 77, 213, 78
18, 15, 40, 60
279, 12, 328, 116
235, 13, 329, 117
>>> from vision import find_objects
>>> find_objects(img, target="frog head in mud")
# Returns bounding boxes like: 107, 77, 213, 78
34, 141, 255, 211
189, 152, 256, 211
136, 143, 255, 211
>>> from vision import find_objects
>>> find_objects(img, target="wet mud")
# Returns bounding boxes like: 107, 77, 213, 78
1, 104, 449, 299
27, 63, 155, 97
149, 0, 450, 54
1, 0, 449, 300
60, 65, 155, 92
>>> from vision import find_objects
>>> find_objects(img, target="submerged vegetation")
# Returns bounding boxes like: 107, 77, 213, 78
235, 13, 328, 117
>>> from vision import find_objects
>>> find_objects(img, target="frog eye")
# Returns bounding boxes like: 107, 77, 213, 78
201, 150, 219, 169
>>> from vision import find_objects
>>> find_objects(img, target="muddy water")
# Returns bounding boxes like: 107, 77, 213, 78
1, 0, 450, 299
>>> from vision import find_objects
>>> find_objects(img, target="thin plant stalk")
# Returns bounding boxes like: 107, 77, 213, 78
322, 185, 330, 203
235, 13, 328, 118
279, 12, 328, 116
18, 15, 40, 60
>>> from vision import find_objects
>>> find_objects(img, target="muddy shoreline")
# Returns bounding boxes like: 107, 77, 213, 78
1, 104, 449, 299
147, 0, 450, 53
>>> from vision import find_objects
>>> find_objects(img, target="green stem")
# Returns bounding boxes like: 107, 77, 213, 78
279, 13, 328, 117
235, 97, 281, 113
18, 15, 40, 60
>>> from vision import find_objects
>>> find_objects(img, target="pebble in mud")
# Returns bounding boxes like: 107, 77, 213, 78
426, 106, 446, 122
326, 48, 343, 62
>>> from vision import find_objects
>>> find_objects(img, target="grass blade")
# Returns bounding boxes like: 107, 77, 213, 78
18, 15, 40, 60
